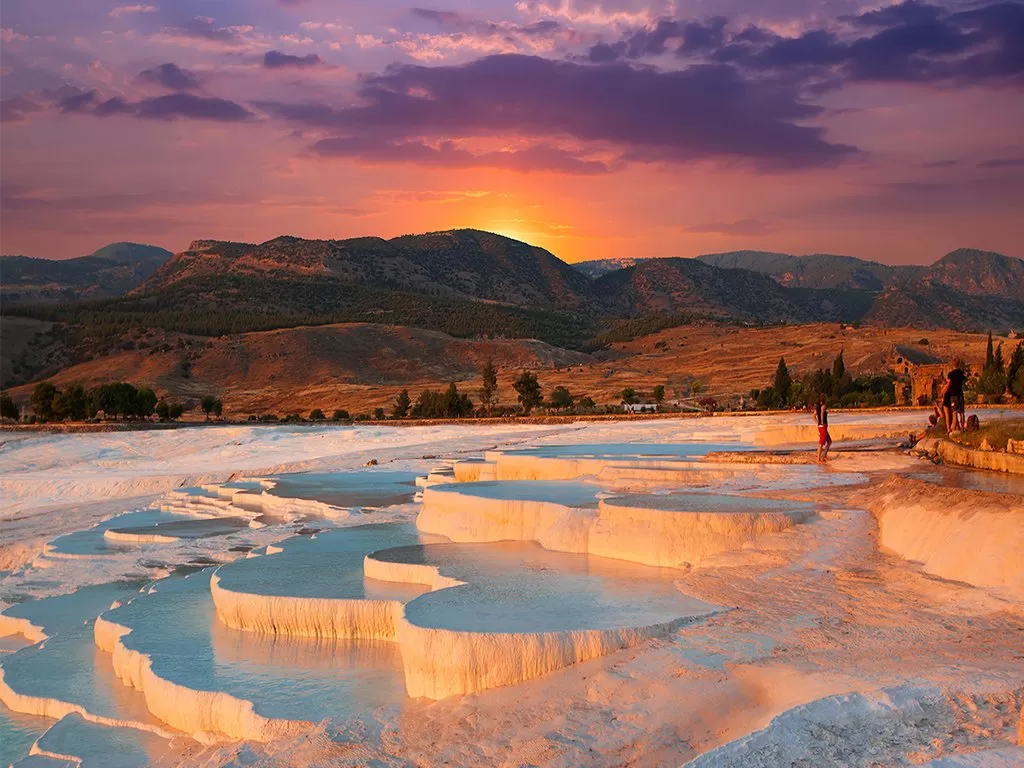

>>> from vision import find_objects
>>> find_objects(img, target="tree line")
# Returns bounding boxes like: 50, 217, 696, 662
0, 382, 222, 423
751, 352, 896, 409
976, 333, 1024, 403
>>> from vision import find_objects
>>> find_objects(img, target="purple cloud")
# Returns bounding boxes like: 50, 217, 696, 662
590, 2, 1023, 89
58, 90, 98, 113
263, 50, 323, 69
312, 137, 611, 174
258, 54, 855, 169
1, 96, 43, 123
978, 157, 1024, 168
136, 62, 201, 90
62, 92, 252, 121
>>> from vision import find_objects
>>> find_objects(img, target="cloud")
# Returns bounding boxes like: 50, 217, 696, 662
1, 96, 44, 123
684, 218, 774, 236
977, 157, 1024, 168
263, 50, 323, 69
311, 137, 612, 174
58, 90, 98, 113
588, 2, 1024, 89
60, 90, 252, 121
258, 54, 855, 170
136, 62, 200, 90
150, 18, 262, 51
109, 4, 157, 18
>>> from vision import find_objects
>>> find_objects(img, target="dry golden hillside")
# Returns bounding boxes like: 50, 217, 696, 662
10, 321, 1011, 417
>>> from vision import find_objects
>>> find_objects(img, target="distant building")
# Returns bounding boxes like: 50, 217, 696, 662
888, 345, 949, 405
624, 402, 658, 414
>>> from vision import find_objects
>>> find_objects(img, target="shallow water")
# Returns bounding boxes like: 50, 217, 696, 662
429, 480, 606, 506
0, 581, 158, 726
502, 442, 750, 459
46, 509, 187, 557
0, 703, 51, 767
106, 570, 410, 723
376, 541, 713, 633
214, 523, 430, 602
266, 470, 419, 508
603, 492, 816, 515
32, 713, 171, 767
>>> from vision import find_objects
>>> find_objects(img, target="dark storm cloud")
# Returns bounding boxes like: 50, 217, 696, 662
263, 50, 323, 69
257, 54, 855, 170
136, 62, 201, 90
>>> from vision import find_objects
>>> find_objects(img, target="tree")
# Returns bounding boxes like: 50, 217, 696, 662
0, 392, 19, 421
978, 336, 1007, 401
440, 382, 473, 418
375, 407, 386, 420
1007, 341, 1024, 402
513, 370, 542, 414
773, 357, 792, 407
135, 387, 157, 419
155, 400, 170, 420
577, 395, 596, 410
31, 381, 58, 422
310, 408, 326, 421
549, 386, 573, 411
332, 409, 351, 421
201, 395, 218, 421
169, 402, 185, 419
690, 380, 703, 396
652, 385, 665, 404
213, 399, 223, 418
479, 359, 498, 411
621, 387, 637, 404
92, 382, 139, 420
832, 350, 846, 382
392, 389, 411, 419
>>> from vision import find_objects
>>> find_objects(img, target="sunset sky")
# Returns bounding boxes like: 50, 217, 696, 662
2, 0, 1022, 264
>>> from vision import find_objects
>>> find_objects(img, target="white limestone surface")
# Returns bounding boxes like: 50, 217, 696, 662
855, 477, 1024, 600
420, 483, 815, 568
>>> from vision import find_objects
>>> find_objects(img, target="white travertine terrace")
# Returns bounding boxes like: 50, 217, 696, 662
210, 572, 404, 640
93, 614, 308, 743
418, 484, 815, 569
395, 614, 692, 699
857, 477, 1024, 600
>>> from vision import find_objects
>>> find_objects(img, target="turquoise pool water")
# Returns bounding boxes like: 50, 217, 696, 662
374, 541, 714, 633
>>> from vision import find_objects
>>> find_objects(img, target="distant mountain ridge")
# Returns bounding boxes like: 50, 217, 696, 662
1, 242, 172, 304
3, 234, 1022, 361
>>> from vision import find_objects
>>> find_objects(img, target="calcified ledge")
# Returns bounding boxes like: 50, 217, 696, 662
210, 572, 404, 640
368, 550, 703, 699
418, 484, 815, 569
854, 476, 1024, 601
203, 544, 706, 706
915, 437, 1024, 475
93, 613, 309, 743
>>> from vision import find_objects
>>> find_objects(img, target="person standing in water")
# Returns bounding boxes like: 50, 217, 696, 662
940, 358, 966, 434
815, 393, 832, 463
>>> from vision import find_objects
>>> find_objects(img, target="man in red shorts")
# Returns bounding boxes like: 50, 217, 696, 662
815, 393, 832, 463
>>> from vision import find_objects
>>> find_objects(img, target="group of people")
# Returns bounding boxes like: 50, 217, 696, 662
812, 358, 971, 463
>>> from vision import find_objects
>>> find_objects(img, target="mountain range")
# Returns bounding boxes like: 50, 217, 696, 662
1, 243, 173, 304
1, 232, 1022, 392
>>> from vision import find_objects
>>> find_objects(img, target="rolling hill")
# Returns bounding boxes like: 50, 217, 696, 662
2, 231, 1022, 399
0, 243, 172, 304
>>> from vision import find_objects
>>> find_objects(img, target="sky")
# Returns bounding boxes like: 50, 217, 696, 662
1, 0, 1022, 264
